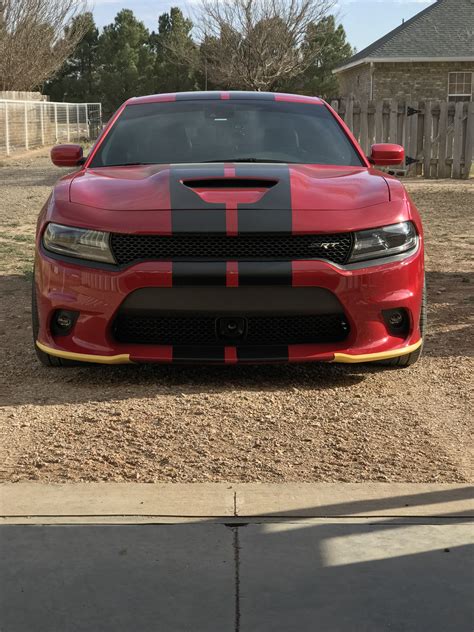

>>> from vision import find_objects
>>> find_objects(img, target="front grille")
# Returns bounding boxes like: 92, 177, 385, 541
110, 233, 353, 266
113, 314, 350, 346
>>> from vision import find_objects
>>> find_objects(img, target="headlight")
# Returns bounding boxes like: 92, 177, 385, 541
349, 221, 418, 263
43, 223, 115, 264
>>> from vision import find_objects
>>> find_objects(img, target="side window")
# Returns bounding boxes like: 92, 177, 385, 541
448, 72, 473, 102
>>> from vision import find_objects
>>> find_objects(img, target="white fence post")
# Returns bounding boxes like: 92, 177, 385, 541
84, 103, 89, 138
40, 102, 45, 146
76, 103, 80, 140
66, 105, 70, 142
24, 101, 29, 150
54, 103, 58, 142
5, 102, 10, 156
464, 101, 474, 179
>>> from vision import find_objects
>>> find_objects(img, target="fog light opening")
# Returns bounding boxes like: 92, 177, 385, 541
51, 310, 79, 336
57, 313, 73, 329
389, 312, 404, 327
382, 308, 410, 337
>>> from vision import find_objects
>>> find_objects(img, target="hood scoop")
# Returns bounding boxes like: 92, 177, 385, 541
183, 178, 278, 206
183, 178, 278, 189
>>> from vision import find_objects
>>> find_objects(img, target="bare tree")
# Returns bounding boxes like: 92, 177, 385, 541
198, 0, 337, 91
0, 0, 89, 91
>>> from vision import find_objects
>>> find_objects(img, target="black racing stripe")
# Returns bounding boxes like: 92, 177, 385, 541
173, 262, 227, 286
237, 209, 291, 234
175, 92, 222, 100
238, 262, 292, 286
237, 346, 289, 361
170, 165, 227, 234
172, 210, 227, 233
228, 92, 276, 101
173, 346, 226, 363
235, 164, 292, 234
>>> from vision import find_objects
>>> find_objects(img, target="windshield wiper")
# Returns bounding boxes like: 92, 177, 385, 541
202, 158, 290, 163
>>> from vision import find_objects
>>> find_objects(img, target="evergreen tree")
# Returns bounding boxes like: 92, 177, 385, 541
152, 8, 199, 93
97, 9, 155, 114
289, 16, 353, 98
44, 12, 99, 102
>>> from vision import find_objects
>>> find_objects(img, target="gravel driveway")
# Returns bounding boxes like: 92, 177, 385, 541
0, 152, 472, 483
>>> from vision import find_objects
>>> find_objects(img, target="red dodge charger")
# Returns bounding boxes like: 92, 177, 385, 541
33, 91, 425, 367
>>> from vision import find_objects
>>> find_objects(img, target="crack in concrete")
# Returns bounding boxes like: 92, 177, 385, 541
227, 497, 244, 632
232, 526, 241, 632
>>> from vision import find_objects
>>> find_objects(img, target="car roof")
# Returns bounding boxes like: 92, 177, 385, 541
126, 91, 324, 106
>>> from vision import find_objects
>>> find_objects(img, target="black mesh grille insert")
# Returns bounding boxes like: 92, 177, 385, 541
110, 233, 353, 265
113, 314, 350, 346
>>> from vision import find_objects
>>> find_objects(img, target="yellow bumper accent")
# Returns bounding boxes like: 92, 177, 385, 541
333, 339, 423, 364
36, 341, 132, 365
37, 338, 422, 366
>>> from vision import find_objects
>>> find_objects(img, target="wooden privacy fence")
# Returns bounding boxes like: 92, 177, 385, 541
330, 98, 474, 179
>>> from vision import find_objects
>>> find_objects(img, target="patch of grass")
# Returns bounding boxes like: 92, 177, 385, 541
0, 232, 34, 243
0, 239, 35, 274
22, 266, 34, 281
0, 241, 22, 256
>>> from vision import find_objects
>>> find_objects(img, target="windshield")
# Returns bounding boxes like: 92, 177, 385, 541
90, 100, 364, 168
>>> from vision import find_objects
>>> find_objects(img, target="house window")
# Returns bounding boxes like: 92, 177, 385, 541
448, 72, 472, 102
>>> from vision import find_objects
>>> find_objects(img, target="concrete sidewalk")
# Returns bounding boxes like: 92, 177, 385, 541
1, 483, 473, 631
2, 482, 473, 521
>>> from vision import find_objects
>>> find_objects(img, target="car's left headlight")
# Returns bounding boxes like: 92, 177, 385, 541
43, 223, 115, 264
349, 221, 418, 263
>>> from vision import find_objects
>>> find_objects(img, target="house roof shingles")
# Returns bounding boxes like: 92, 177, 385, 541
337, 0, 474, 70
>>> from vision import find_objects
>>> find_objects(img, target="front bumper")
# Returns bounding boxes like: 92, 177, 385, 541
35, 247, 424, 365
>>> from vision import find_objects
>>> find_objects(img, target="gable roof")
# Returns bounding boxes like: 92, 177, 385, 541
335, 0, 474, 73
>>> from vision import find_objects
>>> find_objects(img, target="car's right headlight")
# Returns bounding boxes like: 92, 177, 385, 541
43, 223, 115, 264
349, 221, 418, 263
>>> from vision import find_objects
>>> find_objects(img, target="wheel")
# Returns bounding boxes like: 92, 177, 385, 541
32, 275, 81, 367
376, 281, 426, 368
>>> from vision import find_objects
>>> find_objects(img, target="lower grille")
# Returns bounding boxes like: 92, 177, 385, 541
113, 314, 350, 346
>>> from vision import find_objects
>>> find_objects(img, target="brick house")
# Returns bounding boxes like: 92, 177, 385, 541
334, 0, 474, 102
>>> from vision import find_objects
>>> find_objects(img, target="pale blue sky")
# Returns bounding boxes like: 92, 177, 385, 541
91, 0, 436, 52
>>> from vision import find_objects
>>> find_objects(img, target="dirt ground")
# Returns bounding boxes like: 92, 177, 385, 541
0, 151, 472, 483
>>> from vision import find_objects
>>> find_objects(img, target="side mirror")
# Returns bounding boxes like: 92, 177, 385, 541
51, 144, 85, 168
369, 143, 404, 166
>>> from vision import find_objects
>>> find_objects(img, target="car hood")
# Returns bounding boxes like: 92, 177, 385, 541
69, 164, 389, 212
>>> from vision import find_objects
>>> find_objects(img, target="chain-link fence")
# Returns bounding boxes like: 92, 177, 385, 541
0, 100, 102, 156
